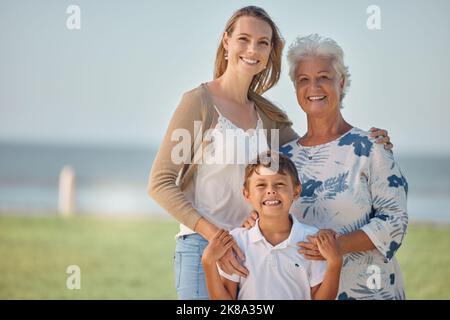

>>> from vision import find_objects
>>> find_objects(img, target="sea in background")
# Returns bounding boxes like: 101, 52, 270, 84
0, 143, 449, 223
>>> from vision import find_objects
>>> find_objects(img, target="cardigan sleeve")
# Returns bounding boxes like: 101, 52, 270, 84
147, 89, 206, 230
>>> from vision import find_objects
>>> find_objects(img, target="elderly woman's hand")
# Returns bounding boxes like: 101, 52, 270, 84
370, 127, 393, 151
241, 210, 259, 229
297, 229, 339, 260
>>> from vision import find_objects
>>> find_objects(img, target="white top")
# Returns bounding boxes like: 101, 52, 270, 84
178, 105, 269, 237
281, 127, 408, 299
219, 215, 327, 300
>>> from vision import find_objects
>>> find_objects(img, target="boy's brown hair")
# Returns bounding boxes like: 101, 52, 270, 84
243, 152, 300, 191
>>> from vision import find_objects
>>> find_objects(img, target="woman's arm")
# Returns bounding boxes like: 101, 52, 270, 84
299, 230, 375, 260
359, 143, 408, 261
147, 89, 205, 231
195, 217, 220, 241
279, 126, 391, 151
336, 230, 375, 255
299, 145, 408, 261
148, 90, 248, 277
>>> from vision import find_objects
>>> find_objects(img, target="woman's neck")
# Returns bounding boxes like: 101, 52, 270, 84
301, 112, 352, 146
212, 70, 253, 105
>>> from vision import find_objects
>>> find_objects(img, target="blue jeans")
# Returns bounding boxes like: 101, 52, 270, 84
174, 233, 209, 299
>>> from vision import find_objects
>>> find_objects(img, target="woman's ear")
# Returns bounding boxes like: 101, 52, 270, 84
339, 75, 345, 92
222, 31, 230, 51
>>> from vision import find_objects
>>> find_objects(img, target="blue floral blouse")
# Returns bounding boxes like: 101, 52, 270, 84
280, 127, 408, 300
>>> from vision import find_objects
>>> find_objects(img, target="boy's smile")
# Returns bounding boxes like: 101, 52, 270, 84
262, 199, 282, 206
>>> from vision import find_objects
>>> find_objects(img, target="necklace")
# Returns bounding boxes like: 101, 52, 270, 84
296, 139, 323, 160
304, 146, 322, 160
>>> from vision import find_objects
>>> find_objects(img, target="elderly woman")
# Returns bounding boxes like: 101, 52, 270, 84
280, 34, 408, 299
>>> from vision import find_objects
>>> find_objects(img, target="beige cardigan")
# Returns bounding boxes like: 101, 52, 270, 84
147, 84, 299, 231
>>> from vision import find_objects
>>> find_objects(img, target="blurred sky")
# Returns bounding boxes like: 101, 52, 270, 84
1, 0, 449, 155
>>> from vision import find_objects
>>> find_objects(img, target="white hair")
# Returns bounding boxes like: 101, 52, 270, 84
287, 34, 351, 103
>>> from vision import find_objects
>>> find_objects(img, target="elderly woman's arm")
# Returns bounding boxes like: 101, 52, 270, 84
299, 229, 376, 260
358, 143, 408, 261
299, 143, 408, 261
335, 231, 375, 254
330, 145, 408, 259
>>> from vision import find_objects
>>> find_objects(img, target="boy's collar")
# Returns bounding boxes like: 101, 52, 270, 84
248, 219, 264, 243
249, 215, 303, 247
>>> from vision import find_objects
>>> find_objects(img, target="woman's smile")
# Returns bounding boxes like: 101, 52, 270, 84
308, 95, 326, 101
240, 56, 260, 65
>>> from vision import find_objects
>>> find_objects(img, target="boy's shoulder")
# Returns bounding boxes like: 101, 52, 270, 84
227, 227, 253, 254
291, 216, 320, 243
229, 225, 267, 249
229, 227, 251, 242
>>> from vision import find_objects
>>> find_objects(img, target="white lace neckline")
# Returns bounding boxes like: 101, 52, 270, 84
213, 105, 262, 135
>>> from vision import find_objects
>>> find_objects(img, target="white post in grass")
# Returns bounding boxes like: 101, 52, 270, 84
58, 165, 76, 217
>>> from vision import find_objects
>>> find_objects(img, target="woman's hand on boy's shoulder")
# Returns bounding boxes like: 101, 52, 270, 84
202, 229, 234, 266
217, 241, 249, 278
241, 210, 259, 229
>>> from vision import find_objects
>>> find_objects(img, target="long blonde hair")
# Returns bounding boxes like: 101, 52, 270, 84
214, 6, 292, 125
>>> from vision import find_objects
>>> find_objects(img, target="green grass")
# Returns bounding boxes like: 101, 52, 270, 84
0, 215, 178, 299
0, 215, 449, 299
397, 224, 450, 299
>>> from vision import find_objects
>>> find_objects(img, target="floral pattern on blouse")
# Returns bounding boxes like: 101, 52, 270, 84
281, 127, 408, 300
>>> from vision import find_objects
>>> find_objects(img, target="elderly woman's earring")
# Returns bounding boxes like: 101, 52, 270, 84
224, 51, 228, 60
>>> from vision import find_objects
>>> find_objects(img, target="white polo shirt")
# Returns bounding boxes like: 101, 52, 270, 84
218, 215, 327, 300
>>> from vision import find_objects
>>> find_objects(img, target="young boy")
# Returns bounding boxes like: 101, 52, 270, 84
201, 152, 342, 300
